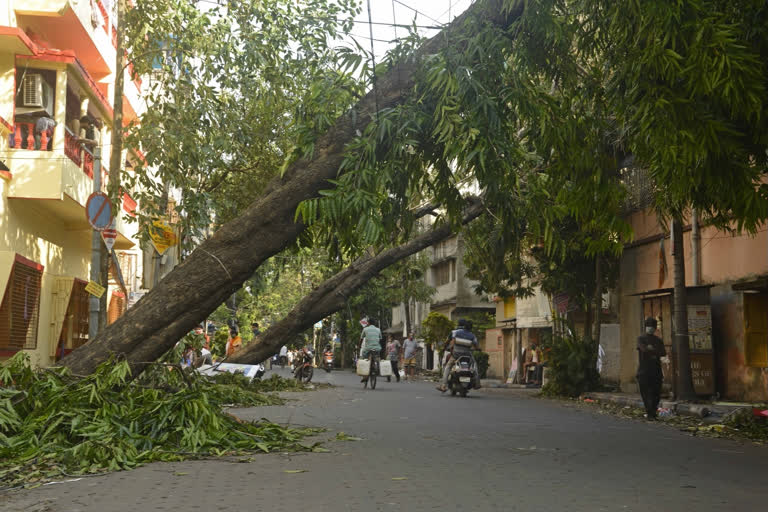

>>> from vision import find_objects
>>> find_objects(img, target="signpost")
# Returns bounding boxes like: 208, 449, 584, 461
101, 227, 118, 252
89, 148, 104, 341
85, 191, 113, 231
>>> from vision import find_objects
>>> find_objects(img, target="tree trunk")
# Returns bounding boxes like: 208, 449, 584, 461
99, 243, 109, 330
228, 202, 484, 364
403, 296, 412, 338
672, 216, 697, 400
591, 256, 602, 342
109, 0, 125, 210
59, 0, 523, 376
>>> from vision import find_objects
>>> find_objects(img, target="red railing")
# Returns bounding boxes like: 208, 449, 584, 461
83, 150, 94, 178
11, 123, 53, 151
64, 128, 82, 166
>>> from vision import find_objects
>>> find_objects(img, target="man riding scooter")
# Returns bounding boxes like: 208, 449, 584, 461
437, 319, 481, 392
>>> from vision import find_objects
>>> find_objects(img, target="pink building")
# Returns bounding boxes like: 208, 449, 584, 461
618, 206, 768, 401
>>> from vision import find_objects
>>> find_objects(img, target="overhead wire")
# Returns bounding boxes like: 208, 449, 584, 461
392, 0, 444, 26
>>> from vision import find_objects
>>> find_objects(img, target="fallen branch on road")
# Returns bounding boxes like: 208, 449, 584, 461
0, 353, 320, 489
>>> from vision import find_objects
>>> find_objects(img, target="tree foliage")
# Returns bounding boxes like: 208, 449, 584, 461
123, 0, 363, 240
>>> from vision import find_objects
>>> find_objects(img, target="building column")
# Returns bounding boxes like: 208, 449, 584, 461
52, 68, 67, 151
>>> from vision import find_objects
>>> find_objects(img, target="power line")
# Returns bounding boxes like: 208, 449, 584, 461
351, 20, 442, 30
348, 33, 395, 44
392, 0, 444, 26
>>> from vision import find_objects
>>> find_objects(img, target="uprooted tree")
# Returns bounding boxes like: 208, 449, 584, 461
226, 201, 484, 365
59, 0, 525, 376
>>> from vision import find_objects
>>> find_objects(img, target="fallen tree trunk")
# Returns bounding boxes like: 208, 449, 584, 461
59, 0, 523, 376
227, 201, 485, 364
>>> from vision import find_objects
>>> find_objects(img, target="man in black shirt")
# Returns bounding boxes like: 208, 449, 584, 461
636, 317, 666, 419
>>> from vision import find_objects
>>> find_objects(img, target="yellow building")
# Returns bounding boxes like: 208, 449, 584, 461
0, 0, 146, 365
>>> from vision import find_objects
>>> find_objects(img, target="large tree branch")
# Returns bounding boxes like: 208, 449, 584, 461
59, 0, 524, 376
228, 199, 485, 364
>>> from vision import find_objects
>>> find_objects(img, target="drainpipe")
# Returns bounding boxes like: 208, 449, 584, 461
691, 209, 701, 286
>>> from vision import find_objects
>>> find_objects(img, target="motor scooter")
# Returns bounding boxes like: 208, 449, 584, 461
447, 355, 476, 397
323, 349, 334, 373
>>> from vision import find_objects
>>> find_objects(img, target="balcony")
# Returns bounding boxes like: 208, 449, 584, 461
15, 0, 113, 79
3, 127, 135, 250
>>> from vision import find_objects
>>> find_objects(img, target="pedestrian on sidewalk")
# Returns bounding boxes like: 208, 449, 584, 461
386, 335, 401, 382
402, 333, 418, 381
636, 317, 666, 420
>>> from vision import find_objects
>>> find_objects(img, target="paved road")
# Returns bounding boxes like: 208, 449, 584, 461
3, 368, 768, 511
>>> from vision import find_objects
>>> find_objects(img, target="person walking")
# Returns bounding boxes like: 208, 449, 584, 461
402, 333, 418, 381
386, 336, 402, 382
636, 317, 666, 420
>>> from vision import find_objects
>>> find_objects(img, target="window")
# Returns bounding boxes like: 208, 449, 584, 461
433, 260, 456, 287
0, 255, 43, 351
59, 279, 89, 354
107, 291, 126, 325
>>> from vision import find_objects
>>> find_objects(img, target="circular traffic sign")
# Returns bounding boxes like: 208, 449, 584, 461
85, 192, 114, 231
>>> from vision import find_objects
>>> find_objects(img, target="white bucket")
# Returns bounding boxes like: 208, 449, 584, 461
379, 360, 393, 377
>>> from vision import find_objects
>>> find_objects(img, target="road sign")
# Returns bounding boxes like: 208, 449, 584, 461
148, 219, 178, 255
85, 280, 106, 298
102, 228, 118, 251
85, 192, 113, 231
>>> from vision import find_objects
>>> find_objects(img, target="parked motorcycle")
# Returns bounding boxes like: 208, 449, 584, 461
293, 347, 314, 383
447, 355, 477, 397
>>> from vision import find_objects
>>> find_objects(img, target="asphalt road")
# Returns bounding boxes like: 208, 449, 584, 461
3, 367, 768, 511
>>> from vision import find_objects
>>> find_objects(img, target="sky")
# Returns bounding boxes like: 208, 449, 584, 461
345, 0, 475, 60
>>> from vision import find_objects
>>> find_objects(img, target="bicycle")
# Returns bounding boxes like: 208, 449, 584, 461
363, 353, 379, 390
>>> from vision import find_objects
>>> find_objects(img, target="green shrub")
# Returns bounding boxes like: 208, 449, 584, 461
540, 332, 600, 397
472, 350, 490, 379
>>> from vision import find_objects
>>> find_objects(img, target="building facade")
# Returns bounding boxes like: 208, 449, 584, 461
0, 0, 148, 366
390, 233, 495, 370
618, 208, 768, 401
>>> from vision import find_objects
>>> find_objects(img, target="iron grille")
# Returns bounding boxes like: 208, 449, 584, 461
621, 166, 655, 213
0, 259, 43, 351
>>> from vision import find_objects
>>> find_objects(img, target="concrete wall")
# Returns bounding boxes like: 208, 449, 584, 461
0, 53, 13, 127
0, 175, 91, 367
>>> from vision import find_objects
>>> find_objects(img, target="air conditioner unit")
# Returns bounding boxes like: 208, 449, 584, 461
21, 73, 54, 116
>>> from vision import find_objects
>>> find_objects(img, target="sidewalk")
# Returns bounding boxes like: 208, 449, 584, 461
581, 391, 763, 419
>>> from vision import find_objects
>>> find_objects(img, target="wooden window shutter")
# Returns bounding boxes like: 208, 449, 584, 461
0, 255, 44, 351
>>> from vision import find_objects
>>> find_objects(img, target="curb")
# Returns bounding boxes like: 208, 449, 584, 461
583, 393, 716, 419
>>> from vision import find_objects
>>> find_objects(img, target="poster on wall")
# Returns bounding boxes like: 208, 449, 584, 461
687, 305, 712, 351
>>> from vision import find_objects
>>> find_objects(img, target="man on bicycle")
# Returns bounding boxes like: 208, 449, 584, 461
359, 318, 382, 384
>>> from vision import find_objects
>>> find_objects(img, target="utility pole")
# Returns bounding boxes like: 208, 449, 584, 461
88, 147, 103, 340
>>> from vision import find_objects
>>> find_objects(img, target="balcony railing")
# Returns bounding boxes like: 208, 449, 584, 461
10, 123, 53, 151
64, 128, 82, 165
63, 127, 107, 182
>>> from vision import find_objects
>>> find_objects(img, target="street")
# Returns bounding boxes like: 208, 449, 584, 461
3, 368, 768, 512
